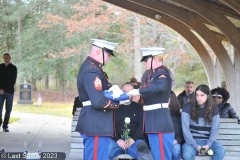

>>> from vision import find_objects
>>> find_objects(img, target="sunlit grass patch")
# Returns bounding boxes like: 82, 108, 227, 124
12, 102, 73, 118
2, 117, 20, 124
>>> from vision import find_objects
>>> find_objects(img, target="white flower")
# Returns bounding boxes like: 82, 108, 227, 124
208, 149, 213, 155
125, 117, 130, 124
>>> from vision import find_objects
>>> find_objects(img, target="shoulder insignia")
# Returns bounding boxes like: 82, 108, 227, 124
94, 76, 102, 90
159, 75, 166, 78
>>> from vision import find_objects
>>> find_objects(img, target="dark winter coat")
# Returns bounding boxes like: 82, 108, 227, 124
0, 63, 17, 94
177, 90, 194, 109
217, 102, 240, 124
113, 102, 144, 141
171, 113, 185, 145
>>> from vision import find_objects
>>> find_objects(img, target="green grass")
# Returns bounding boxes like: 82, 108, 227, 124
12, 102, 73, 118
1, 117, 20, 124
9, 117, 20, 123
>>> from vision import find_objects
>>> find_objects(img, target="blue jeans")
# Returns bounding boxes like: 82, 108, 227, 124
172, 143, 181, 160
108, 139, 144, 160
182, 140, 225, 160
0, 93, 14, 129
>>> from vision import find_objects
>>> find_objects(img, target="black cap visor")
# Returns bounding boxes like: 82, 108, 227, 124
140, 55, 152, 62
104, 48, 115, 57
92, 44, 115, 57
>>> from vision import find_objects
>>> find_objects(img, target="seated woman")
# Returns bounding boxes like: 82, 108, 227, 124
130, 77, 143, 104
169, 91, 185, 160
211, 87, 240, 124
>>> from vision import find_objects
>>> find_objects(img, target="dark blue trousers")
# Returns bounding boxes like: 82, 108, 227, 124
81, 134, 111, 160
148, 132, 174, 160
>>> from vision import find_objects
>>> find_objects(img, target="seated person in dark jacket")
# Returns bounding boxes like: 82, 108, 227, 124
211, 87, 240, 124
108, 82, 144, 160
72, 96, 83, 116
177, 81, 195, 109
169, 91, 185, 160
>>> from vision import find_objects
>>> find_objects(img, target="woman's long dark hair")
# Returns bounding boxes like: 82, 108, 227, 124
191, 84, 213, 124
168, 90, 181, 116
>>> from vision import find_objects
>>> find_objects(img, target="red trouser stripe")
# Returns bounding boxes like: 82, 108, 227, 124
93, 136, 98, 160
159, 133, 165, 160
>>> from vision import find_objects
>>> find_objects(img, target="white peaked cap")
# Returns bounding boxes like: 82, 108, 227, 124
91, 39, 118, 51
139, 47, 165, 57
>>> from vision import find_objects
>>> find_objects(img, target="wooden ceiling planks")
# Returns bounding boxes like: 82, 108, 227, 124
102, 0, 240, 116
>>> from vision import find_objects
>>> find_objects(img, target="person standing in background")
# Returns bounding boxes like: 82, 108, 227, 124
177, 81, 195, 109
0, 52, 17, 132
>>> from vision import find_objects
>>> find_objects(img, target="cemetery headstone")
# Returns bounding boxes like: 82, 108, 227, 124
17, 83, 33, 104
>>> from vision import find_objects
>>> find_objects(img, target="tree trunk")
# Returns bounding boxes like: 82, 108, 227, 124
17, 16, 22, 60
17, 0, 22, 60
44, 75, 49, 89
56, 79, 58, 91
59, 79, 67, 96
62, 80, 66, 96
32, 79, 37, 91
134, 15, 142, 81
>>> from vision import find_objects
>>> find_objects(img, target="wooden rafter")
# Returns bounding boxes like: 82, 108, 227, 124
102, 0, 227, 88
101, 0, 240, 126
171, 0, 240, 54
220, 0, 240, 16
127, 0, 233, 66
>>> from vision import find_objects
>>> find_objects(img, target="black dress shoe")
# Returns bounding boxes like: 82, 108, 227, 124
3, 128, 9, 132
137, 142, 151, 154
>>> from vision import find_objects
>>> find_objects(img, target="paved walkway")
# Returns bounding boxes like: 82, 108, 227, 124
0, 111, 78, 160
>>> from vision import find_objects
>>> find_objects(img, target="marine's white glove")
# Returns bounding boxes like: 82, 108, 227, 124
108, 85, 123, 99
119, 99, 131, 105
127, 89, 140, 96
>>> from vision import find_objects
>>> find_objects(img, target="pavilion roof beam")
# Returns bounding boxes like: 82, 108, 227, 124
128, 0, 233, 68
171, 0, 240, 54
128, 0, 240, 34
219, 0, 240, 16
127, 0, 236, 91
102, 0, 216, 87
213, 32, 230, 44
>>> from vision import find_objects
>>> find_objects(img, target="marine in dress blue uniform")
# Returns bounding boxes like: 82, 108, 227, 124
75, 39, 120, 160
127, 47, 175, 160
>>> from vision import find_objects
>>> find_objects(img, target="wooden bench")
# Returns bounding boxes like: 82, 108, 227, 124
69, 108, 84, 159
194, 118, 240, 160
70, 109, 240, 160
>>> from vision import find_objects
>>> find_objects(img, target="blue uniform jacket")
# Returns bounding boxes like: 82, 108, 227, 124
75, 57, 118, 136
140, 65, 174, 133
